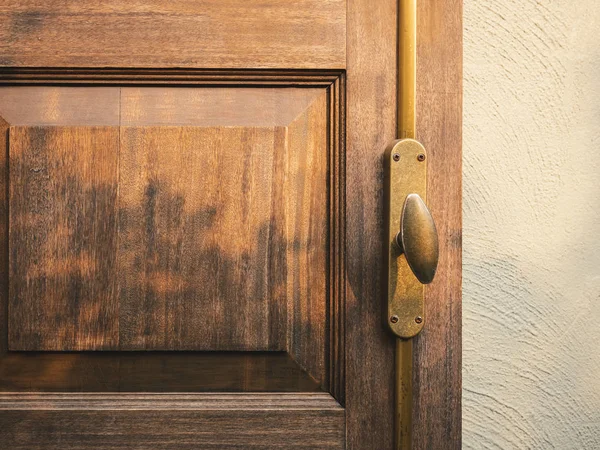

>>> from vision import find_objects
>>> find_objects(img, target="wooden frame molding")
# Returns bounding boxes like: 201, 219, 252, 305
0, 69, 346, 403
0, 68, 342, 86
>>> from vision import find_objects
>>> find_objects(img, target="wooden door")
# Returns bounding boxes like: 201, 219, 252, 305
0, 1, 461, 449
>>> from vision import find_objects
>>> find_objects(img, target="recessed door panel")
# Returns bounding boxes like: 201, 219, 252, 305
2, 85, 333, 393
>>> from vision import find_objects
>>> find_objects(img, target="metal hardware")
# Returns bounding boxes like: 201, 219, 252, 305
396, 193, 439, 284
385, 138, 438, 339
395, 336, 413, 450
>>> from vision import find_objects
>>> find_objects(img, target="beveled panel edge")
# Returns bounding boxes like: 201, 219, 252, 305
0, 87, 121, 127
0, 87, 326, 127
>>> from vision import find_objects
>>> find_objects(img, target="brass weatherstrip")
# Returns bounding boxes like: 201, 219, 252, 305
395, 0, 417, 449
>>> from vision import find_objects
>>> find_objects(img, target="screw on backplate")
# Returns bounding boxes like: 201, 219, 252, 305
393, 153, 401, 162
415, 316, 423, 324
417, 153, 426, 162
390, 315, 399, 324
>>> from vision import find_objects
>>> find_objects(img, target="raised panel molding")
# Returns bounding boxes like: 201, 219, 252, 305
0, 70, 346, 402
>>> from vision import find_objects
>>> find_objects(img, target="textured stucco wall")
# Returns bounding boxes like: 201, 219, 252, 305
463, 1, 600, 448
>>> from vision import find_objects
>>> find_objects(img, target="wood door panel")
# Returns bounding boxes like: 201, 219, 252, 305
2, 86, 332, 389
0, 0, 346, 69
117, 126, 291, 351
9, 126, 120, 351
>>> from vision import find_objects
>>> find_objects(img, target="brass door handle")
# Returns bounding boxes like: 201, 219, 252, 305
384, 139, 438, 338
395, 193, 438, 284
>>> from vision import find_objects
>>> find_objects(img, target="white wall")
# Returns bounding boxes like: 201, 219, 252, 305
463, 1, 600, 448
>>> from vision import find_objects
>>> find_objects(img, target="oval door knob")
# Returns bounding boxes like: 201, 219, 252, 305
395, 193, 439, 284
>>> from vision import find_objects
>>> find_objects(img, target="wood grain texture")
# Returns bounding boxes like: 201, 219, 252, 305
0, 0, 346, 69
345, 0, 397, 449
120, 88, 325, 127
0, 393, 344, 449
118, 126, 288, 351
117, 124, 326, 357
0, 353, 320, 392
0, 87, 119, 126
0, 0, 464, 446
0, 87, 324, 127
0, 392, 342, 410
116, 91, 328, 358
413, 0, 463, 448
9, 126, 119, 351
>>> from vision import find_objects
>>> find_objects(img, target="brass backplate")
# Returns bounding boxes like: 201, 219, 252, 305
384, 139, 427, 338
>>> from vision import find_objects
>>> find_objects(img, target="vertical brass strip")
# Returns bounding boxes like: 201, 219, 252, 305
395, 339, 413, 449
399, 0, 416, 140
396, 0, 417, 449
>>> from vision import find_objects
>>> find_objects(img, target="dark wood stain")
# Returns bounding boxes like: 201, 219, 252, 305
0, 75, 349, 446
8, 11, 44, 44
117, 124, 327, 371
117, 126, 287, 351
8, 126, 119, 351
